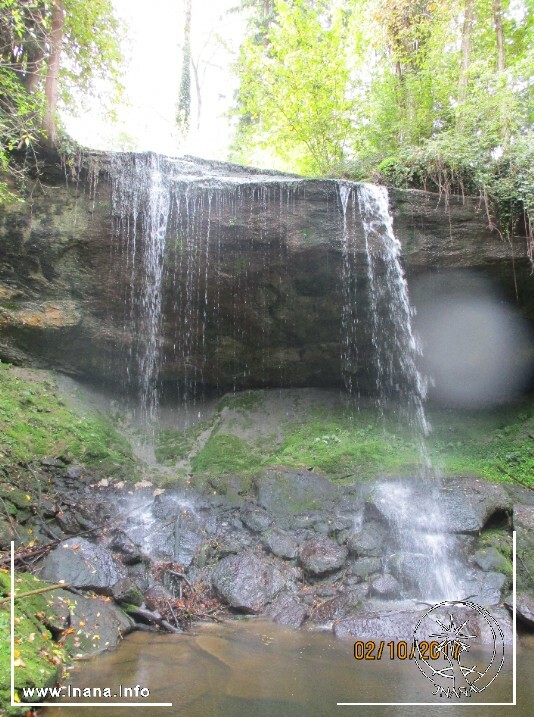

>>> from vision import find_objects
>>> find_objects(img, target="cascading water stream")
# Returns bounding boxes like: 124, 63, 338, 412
109, 153, 304, 433
340, 182, 463, 602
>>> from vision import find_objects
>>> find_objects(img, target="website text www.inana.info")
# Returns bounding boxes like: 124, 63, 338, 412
20, 685, 151, 700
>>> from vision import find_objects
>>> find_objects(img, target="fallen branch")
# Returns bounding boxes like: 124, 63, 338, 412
0, 582, 68, 605
496, 463, 534, 492
128, 606, 182, 633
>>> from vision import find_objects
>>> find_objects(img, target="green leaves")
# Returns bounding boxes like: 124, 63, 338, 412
231, 0, 532, 257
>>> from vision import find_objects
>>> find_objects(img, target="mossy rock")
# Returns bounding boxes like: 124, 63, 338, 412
0, 571, 68, 713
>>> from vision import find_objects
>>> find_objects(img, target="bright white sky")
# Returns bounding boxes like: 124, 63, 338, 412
63, 0, 246, 160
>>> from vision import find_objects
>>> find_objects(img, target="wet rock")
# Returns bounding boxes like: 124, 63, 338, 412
292, 512, 329, 530
436, 478, 510, 533
334, 609, 424, 640
47, 588, 134, 655
474, 547, 510, 573
0, 520, 15, 550
109, 529, 144, 565
212, 553, 285, 613
311, 586, 368, 624
39, 538, 127, 594
265, 593, 308, 627
299, 536, 348, 576
111, 577, 144, 607
514, 504, 534, 594
65, 465, 84, 480
461, 571, 507, 606
329, 513, 354, 534
350, 557, 382, 580
55, 509, 82, 535
389, 553, 433, 589
174, 527, 203, 567
1, 161, 528, 391
347, 520, 387, 557
506, 592, 534, 628
264, 528, 299, 560
257, 470, 340, 525
41, 457, 64, 468
241, 505, 273, 533
370, 574, 401, 598
335, 604, 513, 644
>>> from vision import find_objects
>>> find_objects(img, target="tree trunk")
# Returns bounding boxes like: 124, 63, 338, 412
458, 0, 474, 104
42, 0, 65, 146
177, 0, 192, 134
191, 57, 202, 131
492, 0, 505, 71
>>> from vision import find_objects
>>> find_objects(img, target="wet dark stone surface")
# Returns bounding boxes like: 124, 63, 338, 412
2, 154, 528, 393
299, 536, 348, 576
212, 553, 286, 613
265, 592, 308, 627
39, 537, 127, 594
347, 520, 387, 557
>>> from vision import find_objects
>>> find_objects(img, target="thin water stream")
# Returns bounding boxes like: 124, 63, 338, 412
41, 620, 529, 716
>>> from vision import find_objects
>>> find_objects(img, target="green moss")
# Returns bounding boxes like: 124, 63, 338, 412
184, 393, 534, 486
426, 402, 534, 486
155, 426, 198, 464
191, 434, 263, 475
0, 571, 69, 713
217, 391, 265, 412
0, 361, 137, 479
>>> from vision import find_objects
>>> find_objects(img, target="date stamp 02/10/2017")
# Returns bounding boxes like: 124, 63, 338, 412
352, 600, 507, 700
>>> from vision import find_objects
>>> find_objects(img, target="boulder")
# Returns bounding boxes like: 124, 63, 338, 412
265, 593, 308, 627
461, 571, 507, 606
506, 592, 534, 628
257, 470, 340, 524
212, 553, 285, 613
299, 536, 348, 576
370, 574, 401, 598
334, 605, 513, 644
111, 577, 144, 606
474, 547, 510, 573
370, 477, 510, 534
347, 520, 387, 557
389, 553, 434, 589
46, 588, 134, 655
514, 504, 534, 594
349, 557, 382, 580
264, 528, 299, 560
310, 586, 368, 624
38, 538, 127, 594
241, 505, 273, 533
438, 479, 511, 533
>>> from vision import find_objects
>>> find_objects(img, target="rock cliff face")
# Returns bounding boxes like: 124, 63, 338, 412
0, 153, 530, 395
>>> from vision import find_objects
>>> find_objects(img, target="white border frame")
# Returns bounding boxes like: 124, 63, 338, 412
9, 533, 518, 709
10, 541, 173, 708
337, 530, 517, 707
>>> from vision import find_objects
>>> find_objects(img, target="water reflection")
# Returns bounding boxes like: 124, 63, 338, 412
41, 619, 529, 717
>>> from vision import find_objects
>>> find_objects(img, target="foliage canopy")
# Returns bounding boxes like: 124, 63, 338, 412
0, 0, 122, 199
231, 0, 533, 254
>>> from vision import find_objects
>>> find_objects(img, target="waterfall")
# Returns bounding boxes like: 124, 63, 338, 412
111, 153, 171, 427
339, 182, 462, 601
109, 153, 302, 426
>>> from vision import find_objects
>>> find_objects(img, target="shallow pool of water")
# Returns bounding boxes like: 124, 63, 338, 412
42, 619, 531, 717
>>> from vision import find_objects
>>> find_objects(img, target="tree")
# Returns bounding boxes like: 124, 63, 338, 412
0, 0, 122, 197
231, 0, 533, 258
232, 0, 356, 175
42, 0, 64, 146
176, 0, 193, 136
